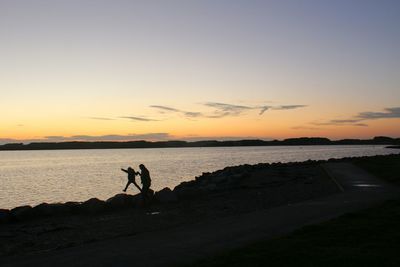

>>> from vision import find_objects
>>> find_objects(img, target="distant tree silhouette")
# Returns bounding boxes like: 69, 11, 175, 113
0, 137, 398, 151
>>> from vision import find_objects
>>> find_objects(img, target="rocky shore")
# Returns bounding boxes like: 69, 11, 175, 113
0, 159, 340, 224
0, 154, 398, 258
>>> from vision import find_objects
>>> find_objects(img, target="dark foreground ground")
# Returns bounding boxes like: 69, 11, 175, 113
0, 153, 399, 266
189, 199, 400, 267
0, 160, 339, 258
188, 154, 400, 267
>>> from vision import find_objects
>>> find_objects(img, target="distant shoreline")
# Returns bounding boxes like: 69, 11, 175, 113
0, 136, 399, 151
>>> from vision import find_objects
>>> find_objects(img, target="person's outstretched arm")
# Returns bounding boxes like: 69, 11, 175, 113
121, 168, 128, 173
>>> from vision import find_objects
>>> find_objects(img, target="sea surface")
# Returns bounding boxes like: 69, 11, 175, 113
0, 145, 396, 209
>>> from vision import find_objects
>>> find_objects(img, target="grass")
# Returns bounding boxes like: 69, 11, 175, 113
352, 154, 400, 184
188, 154, 400, 267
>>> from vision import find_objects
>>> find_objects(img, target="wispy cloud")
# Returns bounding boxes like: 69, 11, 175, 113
292, 126, 321, 130
89, 115, 159, 122
150, 105, 181, 113
309, 106, 400, 128
88, 117, 115, 121
356, 107, 400, 120
259, 106, 270, 115
272, 105, 308, 110
150, 105, 203, 119
120, 116, 159, 122
330, 119, 364, 123
311, 120, 368, 127
205, 102, 306, 117
88, 102, 307, 123
151, 102, 307, 119
203, 102, 253, 117
184, 112, 203, 118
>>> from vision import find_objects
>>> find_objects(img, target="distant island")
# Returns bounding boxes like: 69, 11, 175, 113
0, 136, 399, 151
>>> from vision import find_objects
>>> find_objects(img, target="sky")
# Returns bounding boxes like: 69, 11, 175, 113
1, 0, 399, 143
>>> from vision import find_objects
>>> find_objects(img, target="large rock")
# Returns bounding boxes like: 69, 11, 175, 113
0, 209, 10, 223
32, 203, 66, 217
155, 188, 178, 203
10, 205, 34, 221
64, 201, 82, 214
173, 186, 203, 200
80, 198, 106, 213
106, 193, 138, 209
211, 175, 229, 184
200, 183, 217, 192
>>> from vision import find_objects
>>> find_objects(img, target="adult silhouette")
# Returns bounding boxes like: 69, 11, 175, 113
137, 164, 152, 204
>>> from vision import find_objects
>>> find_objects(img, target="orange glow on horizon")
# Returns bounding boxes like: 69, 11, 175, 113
3, 114, 399, 142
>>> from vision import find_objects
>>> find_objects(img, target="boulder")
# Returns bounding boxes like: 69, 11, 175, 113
147, 189, 154, 197
155, 188, 178, 203
80, 198, 106, 213
202, 172, 211, 177
10, 205, 34, 221
173, 186, 203, 200
0, 209, 10, 223
64, 201, 82, 214
200, 183, 217, 192
32, 203, 66, 217
211, 175, 228, 184
106, 193, 138, 209
175, 180, 197, 189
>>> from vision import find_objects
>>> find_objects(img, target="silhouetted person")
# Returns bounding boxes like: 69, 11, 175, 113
121, 167, 139, 192
137, 164, 152, 204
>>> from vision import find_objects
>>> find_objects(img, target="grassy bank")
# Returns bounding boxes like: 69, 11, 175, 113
189, 154, 400, 267
353, 154, 400, 184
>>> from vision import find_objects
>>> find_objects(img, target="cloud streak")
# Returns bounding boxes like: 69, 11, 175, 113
89, 115, 159, 122
356, 107, 400, 120
119, 116, 159, 122
149, 105, 181, 113
309, 106, 400, 128
311, 121, 368, 127
150, 102, 307, 119
203, 102, 253, 117
291, 126, 321, 130
205, 102, 306, 117
272, 105, 308, 110
259, 106, 270, 115
150, 105, 204, 119
88, 117, 115, 121
88, 102, 307, 123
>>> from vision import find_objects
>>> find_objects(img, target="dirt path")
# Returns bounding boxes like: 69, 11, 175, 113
2, 163, 399, 267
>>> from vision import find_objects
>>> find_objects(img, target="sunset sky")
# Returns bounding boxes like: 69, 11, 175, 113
1, 0, 399, 143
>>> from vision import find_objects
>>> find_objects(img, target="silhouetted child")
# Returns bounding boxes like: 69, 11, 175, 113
121, 167, 138, 192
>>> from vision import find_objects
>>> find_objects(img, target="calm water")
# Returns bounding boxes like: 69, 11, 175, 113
0, 145, 396, 209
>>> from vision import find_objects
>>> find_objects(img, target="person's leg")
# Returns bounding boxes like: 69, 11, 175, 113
123, 181, 131, 192
141, 186, 149, 205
